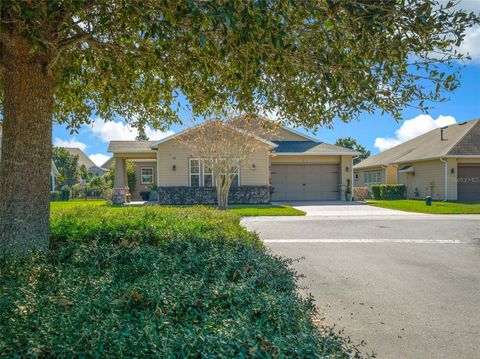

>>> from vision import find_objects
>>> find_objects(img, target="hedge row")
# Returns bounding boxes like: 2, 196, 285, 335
0, 206, 356, 358
371, 184, 406, 200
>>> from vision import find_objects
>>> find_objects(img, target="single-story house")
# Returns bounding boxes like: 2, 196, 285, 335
62, 147, 108, 176
107, 119, 359, 203
354, 119, 480, 201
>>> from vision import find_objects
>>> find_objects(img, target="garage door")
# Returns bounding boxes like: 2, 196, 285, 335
458, 165, 480, 202
271, 164, 340, 201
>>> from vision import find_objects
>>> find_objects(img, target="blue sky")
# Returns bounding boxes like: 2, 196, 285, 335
53, 5, 480, 167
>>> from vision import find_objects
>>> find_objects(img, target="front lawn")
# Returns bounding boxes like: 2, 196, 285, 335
1, 206, 352, 357
225, 204, 305, 216
367, 199, 480, 214
50, 201, 305, 216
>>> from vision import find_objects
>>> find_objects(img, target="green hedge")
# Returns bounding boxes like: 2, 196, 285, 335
0, 206, 353, 357
371, 184, 406, 200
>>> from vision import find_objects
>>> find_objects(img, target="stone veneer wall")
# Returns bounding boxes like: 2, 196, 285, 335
157, 186, 271, 205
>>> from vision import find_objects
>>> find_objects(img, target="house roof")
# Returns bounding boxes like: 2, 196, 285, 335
102, 157, 115, 168
354, 119, 480, 169
273, 141, 359, 155
149, 121, 278, 149
63, 147, 96, 169
107, 141, 157, 153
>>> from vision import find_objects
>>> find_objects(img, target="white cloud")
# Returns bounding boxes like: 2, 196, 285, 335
89, 153, 110, 167
374, 114, 457, 152
89, 118, 174, 142
54, 137, 87, 151
457, 26, 480, 63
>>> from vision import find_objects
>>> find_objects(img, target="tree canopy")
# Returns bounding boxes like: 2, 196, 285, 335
1, 1, 477, 130
52, 147, 79, 188
335, 137, 371, 165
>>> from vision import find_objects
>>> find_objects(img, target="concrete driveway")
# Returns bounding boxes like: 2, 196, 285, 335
274, 200, 424, 217
242, 202, 480, 358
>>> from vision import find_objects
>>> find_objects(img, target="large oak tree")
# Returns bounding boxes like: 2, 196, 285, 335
0, 0, 477, 257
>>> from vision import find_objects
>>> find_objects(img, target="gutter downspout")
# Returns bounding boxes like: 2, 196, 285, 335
439, 158, 448, 201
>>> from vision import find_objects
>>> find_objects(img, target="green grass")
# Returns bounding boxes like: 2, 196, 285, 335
50, 199, 107, 211
367, 199, 480, 214
224, 204, 305, 216
50, 201, 305, 217
1, 205, 353, 357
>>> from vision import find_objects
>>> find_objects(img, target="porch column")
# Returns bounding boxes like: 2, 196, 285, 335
113, 157, 127, 204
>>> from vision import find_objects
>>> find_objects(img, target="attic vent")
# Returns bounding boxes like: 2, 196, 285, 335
440, 126, 448, 141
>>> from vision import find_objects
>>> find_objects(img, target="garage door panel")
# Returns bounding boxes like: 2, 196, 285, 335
271, 163, 340, 201
458, 165, 480, 202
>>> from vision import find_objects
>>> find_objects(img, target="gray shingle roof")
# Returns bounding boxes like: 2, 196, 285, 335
273, 141, 359, 155
107, 141, 157, 153
354, 119, 480, 169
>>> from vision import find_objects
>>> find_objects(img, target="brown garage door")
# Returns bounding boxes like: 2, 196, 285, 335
458, 165, 480, 202
271, 164, 340, 201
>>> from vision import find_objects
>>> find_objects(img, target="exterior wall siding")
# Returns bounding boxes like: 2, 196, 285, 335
131, 161, 157, 201
354, 167, 385, 191
397, 159, 457, 200
156, 140, 270, 187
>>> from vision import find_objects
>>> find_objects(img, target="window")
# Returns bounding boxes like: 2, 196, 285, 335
364, 171, 381, 184
189, 158, 240, 187
141, 167, 154, 184
203, 163, 214, 187
354, 173, 359, 181
189, 159, 200, 187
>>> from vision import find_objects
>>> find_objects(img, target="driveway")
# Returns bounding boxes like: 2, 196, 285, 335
242, 202, 480, 359
274, 200, 420, 217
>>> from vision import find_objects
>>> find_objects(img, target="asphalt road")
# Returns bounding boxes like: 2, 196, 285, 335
242, 213, 480, 358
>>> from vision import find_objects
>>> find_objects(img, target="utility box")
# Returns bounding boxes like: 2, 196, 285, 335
425, 196, 432, 206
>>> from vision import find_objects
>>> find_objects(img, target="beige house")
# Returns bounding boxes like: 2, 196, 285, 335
62, 147, 108, 176
108, 121, 359, 203
354, 119, 480, 201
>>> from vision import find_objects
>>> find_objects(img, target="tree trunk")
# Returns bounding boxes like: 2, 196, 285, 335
0, 35, 54, 258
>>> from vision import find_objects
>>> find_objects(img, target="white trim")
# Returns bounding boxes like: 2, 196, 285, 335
188, 158, 240, 187
140, 166, 154, 185
440, 157, 448, 201
364, 170, 382, 184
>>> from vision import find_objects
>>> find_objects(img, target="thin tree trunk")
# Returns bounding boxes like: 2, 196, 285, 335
0, 35, 54, 258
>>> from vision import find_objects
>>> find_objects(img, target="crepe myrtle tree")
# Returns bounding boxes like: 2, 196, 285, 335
179, 115, 280, 209
0, 1, 477, 257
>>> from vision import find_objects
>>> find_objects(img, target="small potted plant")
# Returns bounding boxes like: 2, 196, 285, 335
345, 179, 352, 201
126, 193, 132, 203
148, 184, 159, 201
140, 191, 151, 201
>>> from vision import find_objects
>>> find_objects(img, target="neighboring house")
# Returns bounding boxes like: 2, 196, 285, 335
101, 157, 114, 169
62, 147, 108, 176
107, 119, 359, 203
354, 119, 480, 201
0, 122, 59, 192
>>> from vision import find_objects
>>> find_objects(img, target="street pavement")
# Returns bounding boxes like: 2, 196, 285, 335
242, 203, 480, 358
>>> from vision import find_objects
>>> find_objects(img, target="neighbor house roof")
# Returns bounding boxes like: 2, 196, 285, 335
107, 141, 157, 153
102, 157, 114, 168
63, 147, 96, 169
354, 119, 480, 169
273, 141, 360, 156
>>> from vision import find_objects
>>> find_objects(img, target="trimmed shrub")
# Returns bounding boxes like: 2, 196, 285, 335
353, 187, 370, 201
371, 185, 381, 200
0, 206, 355, 357
371, 184, 406, 200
